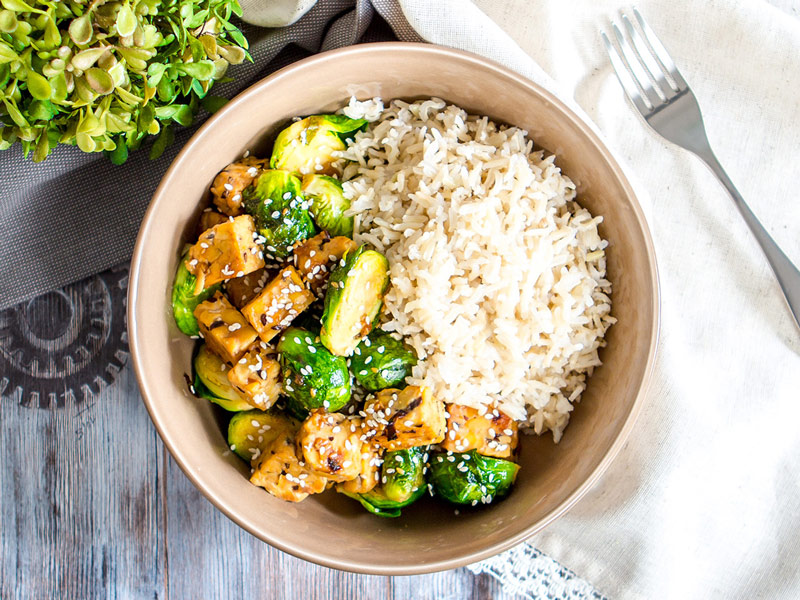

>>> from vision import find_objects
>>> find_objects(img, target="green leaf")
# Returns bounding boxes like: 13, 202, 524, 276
156, 75, 175, 102
146, 61, 166, 87
1, 0, 45, 14
223, 23, 248, 50
184, 8, 208, 29
201, 95, 228, 114
116, 4, 137, 38
175, 59, 214, 80
0, 10, 17, 33
154, 103, 192, 126
2, 98, 28, 127
43, 16, 60, 48
85, 67, 114, 94
68, 13, 92, 45
71, 48, 107, 71
32, 129, 49, 162
0, 41, 17, 63
50, 71, 68, 102
170, 103, 192, 126
75, 131, 97, 152
137, 102, 155, 133
190, 77, 206, 99
149, 123, 173, 159
230, 1, 243, 18
77, 112, 103, 136
25, 70, 51, 100
28, 99, 57, 120
217, 44, 245, 65
106, 136, 128, 164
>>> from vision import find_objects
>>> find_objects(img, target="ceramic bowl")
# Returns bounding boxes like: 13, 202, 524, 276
128, 42, 659, 574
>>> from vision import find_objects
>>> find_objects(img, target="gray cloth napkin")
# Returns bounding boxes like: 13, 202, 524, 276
0, 0, 402, 310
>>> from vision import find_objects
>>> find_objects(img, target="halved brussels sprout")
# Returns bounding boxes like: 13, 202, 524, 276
276, 327, 351, 412
428, 450, 520, 506
320, 245, 389, 356
381, 446, 427, 503
193, 344, 253, 412
351, 329, 417, 391
302, 174, 354, 238
227, 410, 296, 462
172, 246, 220, 336
242, 169, 316, 259
339, 446, 427, 518
270, 115, 367, 176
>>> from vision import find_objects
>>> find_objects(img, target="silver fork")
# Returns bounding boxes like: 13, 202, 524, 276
603, 8, 800, 331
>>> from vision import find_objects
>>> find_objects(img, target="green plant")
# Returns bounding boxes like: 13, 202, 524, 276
0, 0, 248, 162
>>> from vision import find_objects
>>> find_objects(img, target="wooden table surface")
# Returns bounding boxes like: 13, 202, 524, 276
0, 267, 515, 599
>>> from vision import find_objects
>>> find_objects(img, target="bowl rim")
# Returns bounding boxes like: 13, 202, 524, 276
128, 41, 661, 575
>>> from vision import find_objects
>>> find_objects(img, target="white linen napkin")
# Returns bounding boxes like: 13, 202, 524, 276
241, 1, 800, 598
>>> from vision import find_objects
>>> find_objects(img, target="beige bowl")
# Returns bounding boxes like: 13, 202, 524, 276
129, 42, 659, 574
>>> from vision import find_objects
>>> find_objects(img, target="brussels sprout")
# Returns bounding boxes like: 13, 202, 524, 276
283, 395, 310, 421
302, 174, 353, 238
428, 450, 520, 506
321, 245, 389, 356
277, 327, 351, 412
193, 344, 253, 412
227, 410, 296, 463
341, 485, 426, 518
351, 330, 417, 391
242, 169, 316, 258
340, 446, 427, 518
381, 446, 427, 503
172, 246, 220, 336
270, 115, 367, 176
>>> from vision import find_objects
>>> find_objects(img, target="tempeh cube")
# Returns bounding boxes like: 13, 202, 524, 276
196, 209, 229, 236
241, 266, 315, 343
209, 156, 267, 216
297, 410, 366, 482
250, 430, 329, 502
194, 292, 258, 363
224, 267, 270, 309
337, 439, 383, 495
363, 386, 446, 451
293, 232, 357, 297
226, 343, 282, 410
440, 404, 518, 459
186, 215, 265, 294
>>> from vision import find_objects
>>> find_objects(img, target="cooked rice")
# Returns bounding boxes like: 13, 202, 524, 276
339, 98, 614, 442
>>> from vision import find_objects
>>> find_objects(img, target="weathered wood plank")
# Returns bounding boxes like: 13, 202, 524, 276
163, 455, 389, 599
390, 570, 507, 600
0, 364, 166, 600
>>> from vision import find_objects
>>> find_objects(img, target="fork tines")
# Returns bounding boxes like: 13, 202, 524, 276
602, 8, 688, 113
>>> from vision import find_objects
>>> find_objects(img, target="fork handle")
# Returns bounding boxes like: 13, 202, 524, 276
697, 149, 800, 331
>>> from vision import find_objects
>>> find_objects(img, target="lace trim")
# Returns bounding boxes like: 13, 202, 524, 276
467, 542, 606, 600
